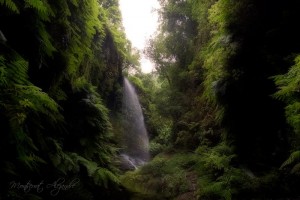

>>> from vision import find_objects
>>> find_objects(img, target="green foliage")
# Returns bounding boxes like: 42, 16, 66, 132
0, 0, 135, 198
195, 143, 238, 199
149, 122, 172, 156
2, 0, 300, 198
24, 0, 54, 21
37, 21, 56, 56
280, 151, 300, 175
200, 0, 240, 105
128, 76, 146, 92
146, 0, 300, 198
0, 0, 19, 13
195, 142, 290, 199
0, 53, 63, 171
0, 55, 28, 85
121, 153, 197, 199
65, 84, 117, 163
274, 55, 300, 135
146, 0, 226, 152
196, 143, 234, 171
195, 143, 257, 199
69, 153, 119, 187
274, 55, 300, 176
196, 142, 234, 172
140, 0, 300, 198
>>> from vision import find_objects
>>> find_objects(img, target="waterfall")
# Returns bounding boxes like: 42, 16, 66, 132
120, 77, 150, 170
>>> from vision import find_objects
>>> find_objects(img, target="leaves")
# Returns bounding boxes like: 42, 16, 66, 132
69, 153, 120, 187
273, 55, 300, 102
0, 0, 19, 13
37, 21, 56, 56
24, 0, 54, 21
280, 151, 300, 170
273, 55, 300, 155
0, 0, 132, 198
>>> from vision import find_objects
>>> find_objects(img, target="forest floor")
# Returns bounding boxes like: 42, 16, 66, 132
120, 152, 199, 200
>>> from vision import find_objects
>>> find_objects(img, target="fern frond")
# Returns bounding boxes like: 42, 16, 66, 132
68, 153, 98, 175
67, 153, 119, 187
69, 0, 79, 7
273, 55, 300, 101
80, 158, 98, 176
24, 0, 54, 21
37, 21, 56, 56
280, 151, 300, 169
200, 179, 231, 200
60, 152, 79, 173
24, 0, 46, 12
18, 153, 46, 170
15, 84, 63, 122
285, 102, 300, 131
47, 140, 79, 174
93, 168, 119, 188
0, 0, 19, 13
6, 56, 29, 85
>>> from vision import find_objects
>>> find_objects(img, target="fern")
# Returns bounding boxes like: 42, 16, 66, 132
199, 179, 232, 200
280, 151, 300, 170
76, 155, 99, 176
47, 139, 79, 174
0, 0, 19, 13
24, 0, 54, 21
69, 0, 79, 7
37, 21, 56, 56
273, 53, 300, 175
18, 85, 63, 121
285, 102, 300, 132
5, 55, 29, 85
273, 55, 300, 134
93, 168, 119, 188
195, 142, 246, 199
0, 53, 64, 172
0, 0, 131, 198
68, 153, 119, 187
200, 0, 237, 106
196, 142, 235, 172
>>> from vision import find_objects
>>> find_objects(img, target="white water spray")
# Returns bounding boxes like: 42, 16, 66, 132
120, 77, 150, 170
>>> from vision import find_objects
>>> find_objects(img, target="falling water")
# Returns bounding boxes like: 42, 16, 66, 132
120, 77, 150, 170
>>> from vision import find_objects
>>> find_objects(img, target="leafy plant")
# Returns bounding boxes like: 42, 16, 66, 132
0, 0, 19, 13
274, 55, 300, 175
280, 151, 300, 175
0, 54, 63, 170
0, 0, 136, 199
121, 153, 197, 199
